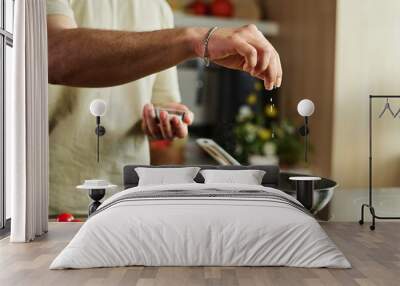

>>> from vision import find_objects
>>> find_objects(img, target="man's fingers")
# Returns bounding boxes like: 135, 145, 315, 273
250, 31, 274, 76
183, 111, 194, 125
142, 104, 153, 136
233, 38, 258, 74
257, 50, 279, 90
141, 106, 148, 133
237, 25, 282, 89
254, 48, 271, 78
159, 111, 173, 139
276, 52, 283, 87
143, 104, 159, 138
265, 56, 278, 90
158, 102, 194, 125
171, 116, 188, 138
247, 30, 280, 89
207, 25, 282, 89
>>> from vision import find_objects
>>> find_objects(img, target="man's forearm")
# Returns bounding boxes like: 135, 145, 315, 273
48, 27, 206, 87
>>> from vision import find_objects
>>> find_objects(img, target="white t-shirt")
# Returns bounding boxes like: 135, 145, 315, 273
47, 0, 181, 215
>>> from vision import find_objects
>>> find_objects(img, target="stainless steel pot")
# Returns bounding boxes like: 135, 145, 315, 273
280, 172, 338, 215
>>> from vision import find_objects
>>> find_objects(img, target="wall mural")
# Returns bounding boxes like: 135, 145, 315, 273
48, 0, 307, 219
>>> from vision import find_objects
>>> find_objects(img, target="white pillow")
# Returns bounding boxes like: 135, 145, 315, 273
135, 167, 200, 186
200, 169, 266, 185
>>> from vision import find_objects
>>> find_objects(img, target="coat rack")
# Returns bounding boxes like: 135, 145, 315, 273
359, 95, 400, 230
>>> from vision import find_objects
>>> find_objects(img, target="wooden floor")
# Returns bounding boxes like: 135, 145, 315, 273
0, 222, 399, 286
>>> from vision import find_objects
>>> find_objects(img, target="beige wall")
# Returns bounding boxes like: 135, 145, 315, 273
332, 0, 400, 188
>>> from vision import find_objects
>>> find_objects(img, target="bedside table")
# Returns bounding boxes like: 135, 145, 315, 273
77, 180, 117, 216
289, 176, 321, 210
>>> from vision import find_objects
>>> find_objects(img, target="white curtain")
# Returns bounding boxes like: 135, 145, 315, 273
8, 0, 49, 242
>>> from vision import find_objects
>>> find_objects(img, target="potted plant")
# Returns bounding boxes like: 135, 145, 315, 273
234, 93, 304, 167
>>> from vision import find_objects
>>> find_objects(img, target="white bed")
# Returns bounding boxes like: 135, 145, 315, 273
50, 183, 350, 269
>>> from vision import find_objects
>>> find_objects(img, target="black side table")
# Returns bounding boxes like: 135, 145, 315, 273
88, 189, 106, 215
77, 180, 117, 216
289, 176, 321, 210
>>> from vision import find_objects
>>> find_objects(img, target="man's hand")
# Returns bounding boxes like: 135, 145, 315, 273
141, 103, 194, 140
48, 15, 282, 89
191, 25, 282, 90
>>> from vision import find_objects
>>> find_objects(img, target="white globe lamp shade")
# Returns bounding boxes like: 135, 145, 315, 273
297, 99, 315, 117
90, 99, 107, 117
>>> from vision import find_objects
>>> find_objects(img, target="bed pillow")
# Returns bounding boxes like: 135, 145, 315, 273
135, 167, 201, 186
200, 169, 266, 185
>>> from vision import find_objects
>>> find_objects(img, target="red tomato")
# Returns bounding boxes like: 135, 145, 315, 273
186, 0, 208, 16
71, 219, 82, 222
211, 0, 234, 18
56, 213, 74, 222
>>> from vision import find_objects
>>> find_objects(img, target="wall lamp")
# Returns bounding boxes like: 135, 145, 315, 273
297, 99, 315, 163
89, 99, 107, 163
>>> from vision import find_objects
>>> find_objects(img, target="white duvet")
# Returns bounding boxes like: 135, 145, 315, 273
50, 183, 350, 269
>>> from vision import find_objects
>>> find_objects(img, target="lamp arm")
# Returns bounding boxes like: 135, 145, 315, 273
305, 117, 310, 162
96, 116, 100, 163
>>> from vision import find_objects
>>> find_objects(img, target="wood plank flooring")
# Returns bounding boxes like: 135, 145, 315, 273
0, 222, 399, 286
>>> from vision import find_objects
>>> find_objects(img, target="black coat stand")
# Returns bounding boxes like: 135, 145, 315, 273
359, 95, 400, 230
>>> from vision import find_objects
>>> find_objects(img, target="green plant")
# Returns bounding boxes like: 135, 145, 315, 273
234, 103, 304, 166
273, 120, 304, 166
